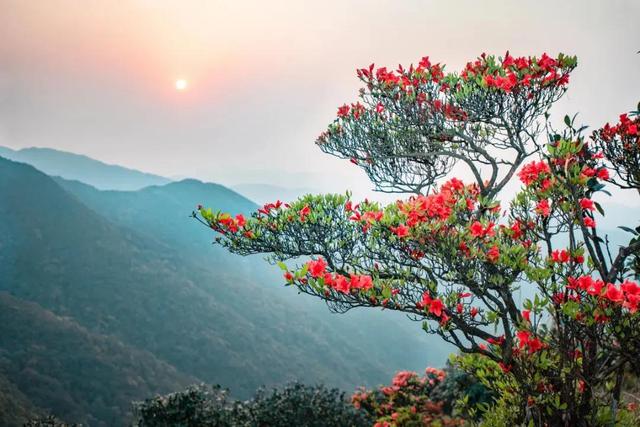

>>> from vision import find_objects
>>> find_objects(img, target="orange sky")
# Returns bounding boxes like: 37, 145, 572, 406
1, 0, 639, 202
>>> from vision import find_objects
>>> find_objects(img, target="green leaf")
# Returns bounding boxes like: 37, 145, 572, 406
618, 226, 639, 236
276, 261, 288, 271
594, 202, 605, 217
564, 115, 571, 126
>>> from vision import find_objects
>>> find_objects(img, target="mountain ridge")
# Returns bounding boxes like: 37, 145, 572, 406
0, 146, 171, 191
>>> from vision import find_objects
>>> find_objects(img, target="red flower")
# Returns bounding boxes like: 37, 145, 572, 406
518, 161, 551, 186
516, 330, 531, 349
596, 168, 610, 180
418, 56, 431, 69
390, 224, 410, 238
622, 280, 640, 295
487, 335, 505, 346
307, 258, 328, 278
469, 221, 495, 238
522, 309, 531, 323
352, 102, 366, 119
375, 102, 385, 114
583, 217, 596, 228
605, 283, 624, 303
429, 299, 445, 317
284, 271, 294, 281
579, 198, 595, 211
420, 293, 445, 317
337, 104, 350, 118
362, 210, 384, 223
551, 249, 570, 264
335, 275, 350, 293
528, 337, 544, 354
576, 276, 604, 296
235, 214, 246, 227
486, 245, 500, 263
359, 275, 373, 290
535, 199, 550, 217
299, 204, 311, 221
323, 273, 335, 287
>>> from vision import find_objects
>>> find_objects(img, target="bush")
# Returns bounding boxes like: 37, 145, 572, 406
133, 383, 371, 427
351, 367, 466, 426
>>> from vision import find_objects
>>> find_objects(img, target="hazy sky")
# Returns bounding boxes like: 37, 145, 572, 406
1, 0, 639, 201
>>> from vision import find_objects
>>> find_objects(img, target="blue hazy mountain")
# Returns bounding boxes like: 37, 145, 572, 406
0, 146, 171, 190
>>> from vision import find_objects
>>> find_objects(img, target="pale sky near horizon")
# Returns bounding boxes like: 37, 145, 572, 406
1, 0, 639, 203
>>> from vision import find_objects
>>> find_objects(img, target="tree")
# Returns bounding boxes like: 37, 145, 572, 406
195, 52, 640, 425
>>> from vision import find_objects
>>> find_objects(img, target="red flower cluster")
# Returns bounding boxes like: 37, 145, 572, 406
352, 366, 462, 427
390, 224, 409, 238
486, 245, 500, 263
356, 56, 445, 91
462, 52, 573, 93
599, 113, 640, 141
211, 213, 248, 234
302, 257, 374, 294
517, 160, 551, 187
257, 200, 285, 215
581, 165, 610, 181
469, 221, 495, 238
535, 199, 551, 217
346, 201, 386, 232
397, 178, 478, 226
516, 330, 545, 354
332, 273, 372, 294
307, 258, 328, 278
392, 370, 419, 388
567, 276, 640, 313
419, 292, 446, 319
550, 249, 584, 264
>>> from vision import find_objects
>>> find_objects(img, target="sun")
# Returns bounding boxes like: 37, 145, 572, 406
175, 79, 188, 91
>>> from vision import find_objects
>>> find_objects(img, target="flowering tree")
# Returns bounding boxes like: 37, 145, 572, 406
195, 53, 640, 425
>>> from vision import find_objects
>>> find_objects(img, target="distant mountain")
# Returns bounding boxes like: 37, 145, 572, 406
0, 157, 447, 424
0, 146, 170, 190
231, 183, 318, 205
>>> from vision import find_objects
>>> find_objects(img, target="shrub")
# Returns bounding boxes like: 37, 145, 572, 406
133, 383, 371, 427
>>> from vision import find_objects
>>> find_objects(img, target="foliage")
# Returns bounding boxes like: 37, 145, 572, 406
133, 382, 372, 427
352, 367, 465, 426
197, 52, 640, 425
429, 360, 494, 419
23, 415, 77, 427
133, 384, 233, 427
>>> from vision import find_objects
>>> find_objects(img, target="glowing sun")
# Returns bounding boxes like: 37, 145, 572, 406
175, 79, 188, 91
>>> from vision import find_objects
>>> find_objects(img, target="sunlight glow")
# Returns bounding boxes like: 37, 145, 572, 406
175, 79, 188, 91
